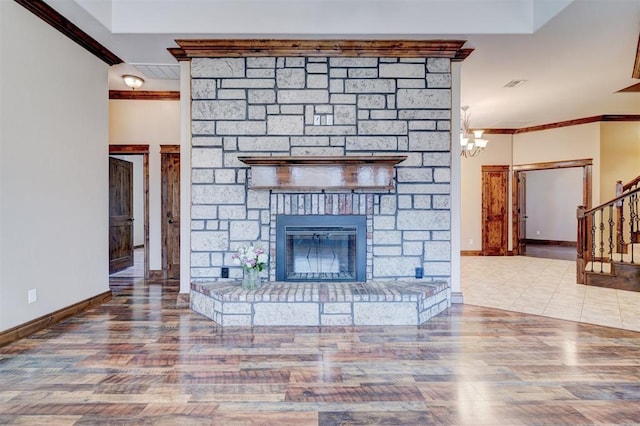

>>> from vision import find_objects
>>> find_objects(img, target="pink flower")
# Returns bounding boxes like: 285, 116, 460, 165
232, 243, 267, 272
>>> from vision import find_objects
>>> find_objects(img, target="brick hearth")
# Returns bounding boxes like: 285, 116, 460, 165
191, 280, 450, 326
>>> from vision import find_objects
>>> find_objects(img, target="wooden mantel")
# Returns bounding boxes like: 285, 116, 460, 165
238, 156, 407, 190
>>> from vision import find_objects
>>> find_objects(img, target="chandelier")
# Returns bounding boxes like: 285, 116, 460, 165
460, 106, 488, 157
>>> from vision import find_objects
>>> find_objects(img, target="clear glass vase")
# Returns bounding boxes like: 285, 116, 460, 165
242, 268, 260, 290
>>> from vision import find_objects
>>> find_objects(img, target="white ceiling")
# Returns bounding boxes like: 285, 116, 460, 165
44, 0, 640, 129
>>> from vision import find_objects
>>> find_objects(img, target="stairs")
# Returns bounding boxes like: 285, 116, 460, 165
584, 243, 640, 291
577, 177, 640, 290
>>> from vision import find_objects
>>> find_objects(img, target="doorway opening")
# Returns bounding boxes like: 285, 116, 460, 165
109, 145, 150, 279
512, 158, 592, 260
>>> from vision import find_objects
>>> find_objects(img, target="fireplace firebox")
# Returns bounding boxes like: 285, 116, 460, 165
276, 215, 366, 282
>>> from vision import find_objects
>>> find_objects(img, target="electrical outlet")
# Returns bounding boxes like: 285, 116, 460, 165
536, 230, 541, 236
313, 114, 333, 126
468, 239, 473, 245
28, 288, 37, 304
221, 267, 229, 278
415, 267, 424, 279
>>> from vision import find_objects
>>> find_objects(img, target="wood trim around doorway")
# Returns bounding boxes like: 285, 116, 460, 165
160, 145, 181, 154
511, 158, 593, 256
109, 145, 150, 279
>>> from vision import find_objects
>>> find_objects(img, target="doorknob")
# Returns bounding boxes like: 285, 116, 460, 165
168, 219, 174, 224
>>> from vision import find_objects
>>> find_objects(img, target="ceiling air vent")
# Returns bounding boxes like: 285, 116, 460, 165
504, 79, 527, 88
131, 64, 180, 80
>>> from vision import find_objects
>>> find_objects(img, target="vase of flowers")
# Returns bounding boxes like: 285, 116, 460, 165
232, 244, 267, 290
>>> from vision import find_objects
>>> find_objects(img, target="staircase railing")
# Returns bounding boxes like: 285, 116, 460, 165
622, 175, 640, 192
577, 185, 640, 283
616, 176, 640, 251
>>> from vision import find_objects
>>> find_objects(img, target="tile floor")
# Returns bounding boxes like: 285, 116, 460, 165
461, 255, 640, 332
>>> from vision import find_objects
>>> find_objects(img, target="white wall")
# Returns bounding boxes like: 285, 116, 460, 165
109, 100, 181, 270
0, 2, 109, 331
110, 155, 145, 246
600, 121, 640, 202
524, 168, 582, 242
513, 123, 601, 205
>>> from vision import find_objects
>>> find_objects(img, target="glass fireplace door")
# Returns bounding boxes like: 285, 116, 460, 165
276, 215, 366, 282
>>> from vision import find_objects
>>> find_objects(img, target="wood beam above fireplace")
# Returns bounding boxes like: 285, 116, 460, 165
169, 39, 473, 61
239, 155, 407, 190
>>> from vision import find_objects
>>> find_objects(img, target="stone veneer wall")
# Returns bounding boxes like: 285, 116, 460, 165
190, 56, 452, 283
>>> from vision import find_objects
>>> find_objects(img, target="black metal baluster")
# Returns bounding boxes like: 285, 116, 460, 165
630, 193, 638, 263
619, 198, 626, 262
590, 211, 596, 272
598, 209, 605, 273
607, 204, 614, 263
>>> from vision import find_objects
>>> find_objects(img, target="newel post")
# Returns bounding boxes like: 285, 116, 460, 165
615, 180, 624, 252
577, 205, 586, 284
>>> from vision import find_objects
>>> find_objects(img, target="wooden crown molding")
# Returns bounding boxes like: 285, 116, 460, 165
618, 82, 640, 92
482, 129, 518, 135
169, 39, 473, 60
513, 115, 640, 134
482, 115, 640, 135
15, 0, 122, 66
633, 33, 640, 79
109, 90, 180, 101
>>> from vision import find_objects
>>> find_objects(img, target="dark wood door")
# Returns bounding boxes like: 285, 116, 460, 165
482, 165, 509, 256
161, 149, 180, 279
517, 172, 527, 255
109, 157, 134, 273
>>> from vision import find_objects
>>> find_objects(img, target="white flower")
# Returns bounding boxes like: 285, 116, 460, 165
231, 243, 268, 271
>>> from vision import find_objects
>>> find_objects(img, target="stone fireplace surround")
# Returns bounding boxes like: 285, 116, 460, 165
191, 190, 450, 326
174, 40, 471, 326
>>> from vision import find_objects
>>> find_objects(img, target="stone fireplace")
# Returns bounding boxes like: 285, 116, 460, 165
174, 40, 471, 325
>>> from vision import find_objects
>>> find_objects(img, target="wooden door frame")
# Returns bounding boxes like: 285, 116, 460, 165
482, 165, 510, 256
512, 158, 592, 256
160, 145, 180, 280
109, 145, 150, 279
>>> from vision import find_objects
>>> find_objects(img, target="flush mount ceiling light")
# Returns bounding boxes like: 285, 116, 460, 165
460, 106, 488, 158
122, 74, 144, 90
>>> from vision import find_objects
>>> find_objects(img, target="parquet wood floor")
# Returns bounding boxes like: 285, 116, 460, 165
1, 278, 639, 425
